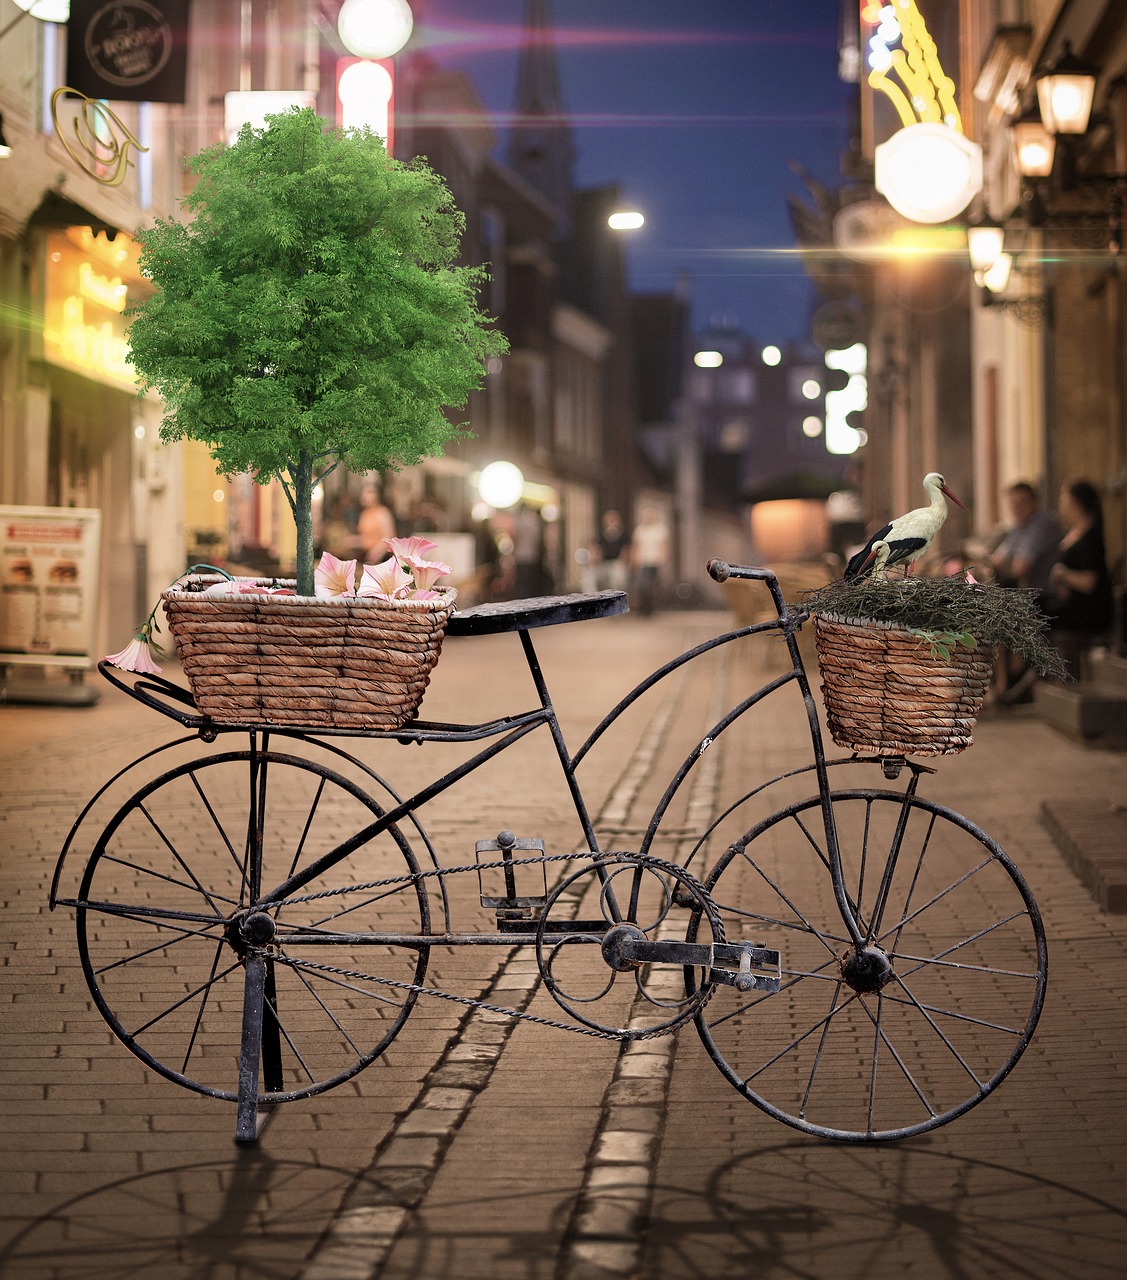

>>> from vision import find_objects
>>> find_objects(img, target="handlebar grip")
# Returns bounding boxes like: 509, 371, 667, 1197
707, 560, 779, 585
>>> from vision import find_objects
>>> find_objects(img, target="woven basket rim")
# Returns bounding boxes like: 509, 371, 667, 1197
162, 574, 456, 613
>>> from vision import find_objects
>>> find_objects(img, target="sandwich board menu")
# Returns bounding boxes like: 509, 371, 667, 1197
0, 506, 102, 669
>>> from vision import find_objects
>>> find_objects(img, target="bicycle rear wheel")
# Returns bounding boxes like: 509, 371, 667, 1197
688, 790, 1047, 1141
75, 749, 429, 1104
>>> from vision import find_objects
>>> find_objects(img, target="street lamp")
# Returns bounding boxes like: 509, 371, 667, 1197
335, 0, 414, 145
607, 210, 644, 230
337, 0, 414, 59
477, 461, 525, 510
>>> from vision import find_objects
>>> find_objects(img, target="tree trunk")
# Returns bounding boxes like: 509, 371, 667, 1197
293, 453, 315, 596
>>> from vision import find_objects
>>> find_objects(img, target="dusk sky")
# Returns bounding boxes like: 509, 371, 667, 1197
415, 0, 854, 344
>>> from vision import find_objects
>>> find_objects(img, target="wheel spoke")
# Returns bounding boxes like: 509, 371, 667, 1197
181, 940, 226, 1074
874, 855, 996, 942
290, 963, 366, 1057
278, 954, 416, 1011
262, 991, 318, 1086
855, 991, 937, 1119
128, 961, 243, 1037
189, 769, 247, 890
739, 986, 862, 1089
138, 802, 231, 917
800, 982, 844, 1122
889, 976, 987, 1085
879, 988, 1025, 1036
95, 854, 239, 913
93, 920, 226, 976
726, 849, 846, 960
705, 954, 842, 1032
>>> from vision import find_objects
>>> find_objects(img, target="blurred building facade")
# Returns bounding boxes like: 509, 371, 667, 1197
820, 0, 1127, 595
0, 0, 670, 672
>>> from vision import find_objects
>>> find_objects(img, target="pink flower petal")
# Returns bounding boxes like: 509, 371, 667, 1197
315, 551, 358, 598
359, 558, 414, 600
105, 636, 163, 675
404, 557, 452, 592
385, 535, 439, 563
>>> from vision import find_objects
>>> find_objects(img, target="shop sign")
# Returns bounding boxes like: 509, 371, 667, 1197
0, 507, 102, 667
65, 0, 191, 103
42, 229, 145, 393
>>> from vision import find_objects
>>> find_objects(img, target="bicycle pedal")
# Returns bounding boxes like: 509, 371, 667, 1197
475, 830, 548, 919
709, 942, 781, 993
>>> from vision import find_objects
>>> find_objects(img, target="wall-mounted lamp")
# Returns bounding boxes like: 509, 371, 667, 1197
1010, 104, 1055, 180
1034, 41, 1099, 137
1006, 43, 1127, 250
967, 216, 1006, 272
966, 222, 1049, 328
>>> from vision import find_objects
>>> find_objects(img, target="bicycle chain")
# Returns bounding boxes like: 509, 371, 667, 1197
271, 850, 726, 1041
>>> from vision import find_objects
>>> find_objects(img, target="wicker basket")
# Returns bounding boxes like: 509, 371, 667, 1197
162, 576, 456, 730
813, 613, 992, 757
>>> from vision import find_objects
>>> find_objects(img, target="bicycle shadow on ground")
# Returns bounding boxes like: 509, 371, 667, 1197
638, 1141, 1127, 1280
0, 1149, 396, 1279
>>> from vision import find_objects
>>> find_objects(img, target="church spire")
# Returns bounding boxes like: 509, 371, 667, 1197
507, 0, 574, 234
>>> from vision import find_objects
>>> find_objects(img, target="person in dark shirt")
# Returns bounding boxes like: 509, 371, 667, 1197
1045, 478, 1114, 677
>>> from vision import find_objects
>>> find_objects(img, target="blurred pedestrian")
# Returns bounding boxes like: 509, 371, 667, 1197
630, 507, 670, 616
356, 481, 396, 563
594, 510, 630, 592
989, 481, 1061, 597
513, 502, 550, 598
990, 481, 1061, 702
1045, 479, 1115, 677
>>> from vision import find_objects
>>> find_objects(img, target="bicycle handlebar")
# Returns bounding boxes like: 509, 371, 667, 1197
707, 559, 779, 585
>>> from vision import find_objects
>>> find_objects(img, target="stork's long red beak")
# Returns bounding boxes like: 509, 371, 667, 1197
941, 483, 968, 512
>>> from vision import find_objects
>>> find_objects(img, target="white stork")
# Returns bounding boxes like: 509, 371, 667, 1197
859, 539, 893, 579
845, 472, 967, 579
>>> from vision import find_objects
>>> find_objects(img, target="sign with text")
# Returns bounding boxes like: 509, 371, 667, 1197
0, 507, 102, 667
42, 228, 147, 392
66, 0, 191, 103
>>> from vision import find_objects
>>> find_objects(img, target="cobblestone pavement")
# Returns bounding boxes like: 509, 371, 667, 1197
1, 601, 1126, 1280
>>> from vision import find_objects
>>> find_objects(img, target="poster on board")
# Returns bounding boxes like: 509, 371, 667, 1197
0, 507, 102, 667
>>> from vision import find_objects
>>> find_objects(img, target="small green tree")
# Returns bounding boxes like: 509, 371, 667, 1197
127, 108, 507, 596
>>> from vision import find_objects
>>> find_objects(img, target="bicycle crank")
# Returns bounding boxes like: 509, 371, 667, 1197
600, 925, 781, 993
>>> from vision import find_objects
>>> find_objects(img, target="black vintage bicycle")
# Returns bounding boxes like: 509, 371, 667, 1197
50, 562, 1047, 1144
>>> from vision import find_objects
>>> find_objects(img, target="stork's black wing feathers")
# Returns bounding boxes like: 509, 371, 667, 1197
844, 523, 892, 577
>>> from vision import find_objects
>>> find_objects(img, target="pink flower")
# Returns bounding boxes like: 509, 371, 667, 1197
404, 555, 452, 593
385, 535, 439, 564
315, 552, 358, 598
359, 557, 414, 600
105, 634, 164, 675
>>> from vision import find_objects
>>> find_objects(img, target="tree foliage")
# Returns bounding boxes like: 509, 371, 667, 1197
126, 108, 507, 593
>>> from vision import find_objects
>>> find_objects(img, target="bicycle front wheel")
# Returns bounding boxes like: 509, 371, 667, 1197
75, 750, 430, 1103
689, 790, 1047, 1142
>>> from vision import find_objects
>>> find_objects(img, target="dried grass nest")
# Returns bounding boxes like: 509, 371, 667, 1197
800, 572, 1070, 681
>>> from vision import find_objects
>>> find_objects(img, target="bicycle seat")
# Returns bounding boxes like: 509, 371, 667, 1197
446, 590, 629, 636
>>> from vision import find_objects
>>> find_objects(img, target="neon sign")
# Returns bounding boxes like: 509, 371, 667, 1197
50, 87, 149, 187
861, 0, 962, 132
